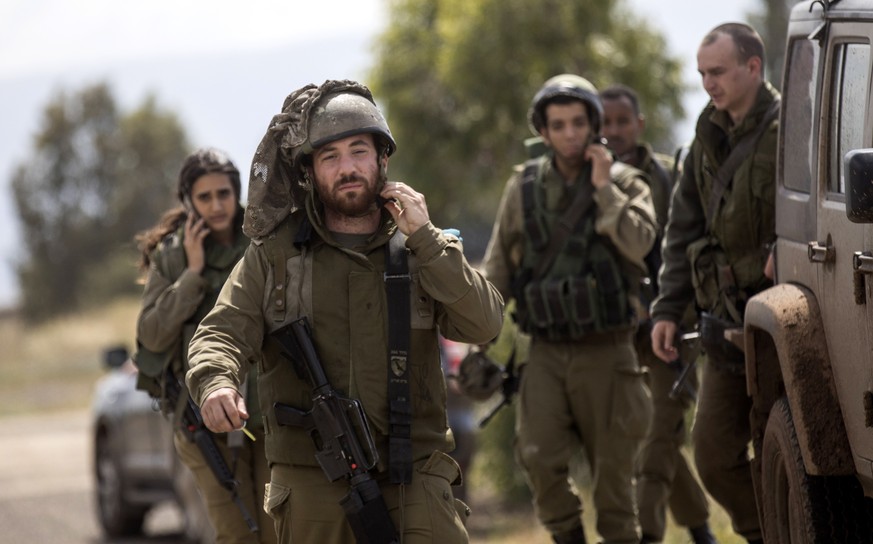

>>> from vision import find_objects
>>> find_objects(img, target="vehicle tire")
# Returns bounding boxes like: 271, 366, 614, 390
95, 433, 146, 537
761, 397, 872, 544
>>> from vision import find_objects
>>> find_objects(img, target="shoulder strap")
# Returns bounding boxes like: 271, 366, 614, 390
521, 161, 547, 251
263, 219, 305, 323
672, 144, 690, 187
384, 231, 412, 485
706, 99, 780, 223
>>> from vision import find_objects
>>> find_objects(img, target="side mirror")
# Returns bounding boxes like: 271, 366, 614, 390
103, 345, 130, 369
845, 148, 873, 223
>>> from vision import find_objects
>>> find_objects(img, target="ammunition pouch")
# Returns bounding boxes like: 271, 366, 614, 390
688, 236, 747, 322
699, 312, 745, 375
517, 260, 631, 341
513, 156, 634, 341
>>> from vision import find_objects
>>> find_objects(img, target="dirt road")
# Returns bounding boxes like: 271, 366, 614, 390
0, 409, 187, 544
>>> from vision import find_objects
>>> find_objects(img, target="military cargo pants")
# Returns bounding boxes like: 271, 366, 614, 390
515, 332, 652, 544
174, 428, 276, 544
634, 343, 709, 540
265, 451, 469, 543
691, 356, 762, 541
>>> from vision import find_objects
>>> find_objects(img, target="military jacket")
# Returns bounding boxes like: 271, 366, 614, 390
651, 82, 780, 323
136, 222, 261, 424
186, 210, 504, 470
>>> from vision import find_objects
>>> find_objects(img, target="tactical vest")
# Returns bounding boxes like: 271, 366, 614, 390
512, 157, 637, 341
687, 97, 779, 323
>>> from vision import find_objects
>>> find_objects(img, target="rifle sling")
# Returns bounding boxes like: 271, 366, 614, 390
706, 99, 780, 225
167, 373, 259, 532
384, 231, 412, 485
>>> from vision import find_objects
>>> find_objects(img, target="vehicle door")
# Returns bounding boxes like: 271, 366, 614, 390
811, 22, 873, 480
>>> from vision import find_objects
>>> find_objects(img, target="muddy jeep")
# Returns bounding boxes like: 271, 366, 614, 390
743, 1, 873, 542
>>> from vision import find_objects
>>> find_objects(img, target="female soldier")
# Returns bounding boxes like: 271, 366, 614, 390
134, 148, 275, 544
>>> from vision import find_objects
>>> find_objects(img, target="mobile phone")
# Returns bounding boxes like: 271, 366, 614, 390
183, 195, 201, 221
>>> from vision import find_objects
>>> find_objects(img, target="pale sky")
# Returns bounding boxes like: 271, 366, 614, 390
0, 0, 758, 309
0, 0, 387, 77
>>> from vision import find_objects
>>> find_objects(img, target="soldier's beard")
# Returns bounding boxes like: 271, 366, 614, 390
320, 172, 383, 218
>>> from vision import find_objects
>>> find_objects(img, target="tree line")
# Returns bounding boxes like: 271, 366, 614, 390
9, 0, 792, 322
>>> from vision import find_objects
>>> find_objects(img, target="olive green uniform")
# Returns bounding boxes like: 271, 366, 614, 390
651, 82, 780, 542
137, 225, 275, 544
483, 155, 656, 543
186, 209, 504, 544
631, 144, 710, 541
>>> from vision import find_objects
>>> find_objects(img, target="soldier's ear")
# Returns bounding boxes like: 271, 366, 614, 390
747, 55, 763, 77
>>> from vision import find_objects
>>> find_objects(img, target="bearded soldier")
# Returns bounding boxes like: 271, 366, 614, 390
186, 80, 504, 543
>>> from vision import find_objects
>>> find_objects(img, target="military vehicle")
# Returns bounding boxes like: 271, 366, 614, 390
743, 1, 873, 542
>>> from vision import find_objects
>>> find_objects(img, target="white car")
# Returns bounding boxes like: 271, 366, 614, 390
91, 346, 214, 542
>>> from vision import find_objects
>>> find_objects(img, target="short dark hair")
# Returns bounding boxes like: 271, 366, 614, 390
704, 22, 766, 72
600, 84, 641, 116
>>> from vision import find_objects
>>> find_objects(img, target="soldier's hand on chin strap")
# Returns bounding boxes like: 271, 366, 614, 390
380, 181, 430, 236
201, 386, 249, 433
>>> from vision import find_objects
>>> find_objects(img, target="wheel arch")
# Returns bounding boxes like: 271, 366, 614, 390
744, 282, 854, 475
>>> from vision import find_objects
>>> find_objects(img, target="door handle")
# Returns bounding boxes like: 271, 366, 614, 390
854, 251, 873, 274
808, 239, 834, 263
853, 251, 873, 305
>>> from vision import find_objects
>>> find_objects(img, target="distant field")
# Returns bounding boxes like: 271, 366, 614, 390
0, 296, 140, 416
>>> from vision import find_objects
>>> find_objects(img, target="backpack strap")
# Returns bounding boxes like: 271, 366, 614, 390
521, 161, 547, 252
706, 99, 780, 224
384, 230, 412, 485
261, 218, 310, 324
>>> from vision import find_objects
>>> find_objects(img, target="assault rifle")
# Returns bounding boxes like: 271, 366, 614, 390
163, 373, 259, 532
668, 331, 700, 401
272, 317, 399, 544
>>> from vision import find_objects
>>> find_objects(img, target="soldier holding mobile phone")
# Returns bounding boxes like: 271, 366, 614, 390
133, 148, 275, 543
482, 74, 658, 544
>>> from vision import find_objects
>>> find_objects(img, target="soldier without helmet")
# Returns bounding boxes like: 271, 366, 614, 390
650, 23, 780, 544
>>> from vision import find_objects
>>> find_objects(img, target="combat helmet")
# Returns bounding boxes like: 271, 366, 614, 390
301, 91, 396, 159
244, 79, 394, 239
527, 74, 603, 136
